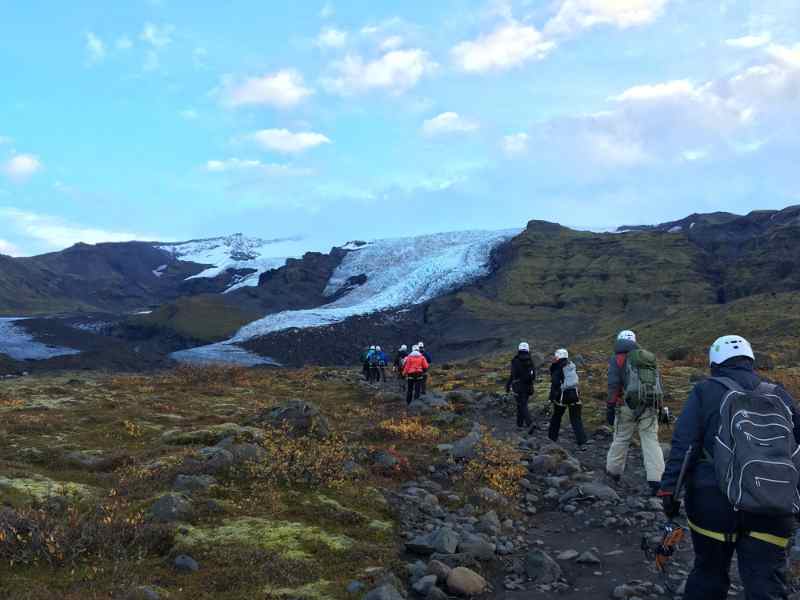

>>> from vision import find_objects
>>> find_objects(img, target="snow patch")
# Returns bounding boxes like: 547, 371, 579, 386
232, 229, 518, 342
0, 318, 81, 361
170, 342, 280, 367
668, 225, 683, 233
157, 234, 308, 292
152, 264, 167, 278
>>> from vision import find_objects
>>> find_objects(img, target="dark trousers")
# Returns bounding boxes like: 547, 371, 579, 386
515, 393, 533, 427
684, 530, 788, 600
421, 374, 428, 395
362, 363, 370, 381
406, 377, 423, 404
548, 402, 588, 445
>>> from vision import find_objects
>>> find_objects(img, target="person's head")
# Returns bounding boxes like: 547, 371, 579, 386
554, 348, 569, 361
709, 335, 754, 368
418, 341, 425, 349
376, 346, 381, 352
518, 342, 530, 353
400, 344, 408, 352
370, 345, 376, 351
617, 330, 637, 343
412, 344, 420, 353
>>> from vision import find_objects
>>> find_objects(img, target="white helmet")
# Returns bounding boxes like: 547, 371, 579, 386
418, 341, 425, 348
518, 342, 530, 352
370, 345, 376, 350
617, 330, 637, 342
554, 348, 569, 360
400, 344, 408, 352
709, 335, 754, 366
412, 344, 420, 352
376, 346, 381, 351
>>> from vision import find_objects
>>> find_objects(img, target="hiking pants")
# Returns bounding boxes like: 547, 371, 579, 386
406, 377, 423, 404
362, 363, 370, 381
548, 402, 587, 445
684, 529, 788, 600
605, 405, 665, 483
515, 393, 533, 428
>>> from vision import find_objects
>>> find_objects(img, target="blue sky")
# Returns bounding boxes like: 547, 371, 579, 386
1, 0, 799, 256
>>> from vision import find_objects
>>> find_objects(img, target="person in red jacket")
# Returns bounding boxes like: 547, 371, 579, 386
402, 345, 429, 404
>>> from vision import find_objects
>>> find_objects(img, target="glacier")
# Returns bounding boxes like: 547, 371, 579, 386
232, 229, 518, 341
171, 229, 518, 365
157, 234, 309, 292
0, 318, 81, 361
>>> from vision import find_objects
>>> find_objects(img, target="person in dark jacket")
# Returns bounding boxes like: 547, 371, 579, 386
659, 335, 800, 600
505, 342, 535, 429
547, 348, 588, 448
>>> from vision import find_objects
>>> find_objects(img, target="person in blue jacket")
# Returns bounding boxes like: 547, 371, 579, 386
659, 335, 800, 600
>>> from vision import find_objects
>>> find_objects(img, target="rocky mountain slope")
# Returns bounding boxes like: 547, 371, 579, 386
0, 205, 798, 372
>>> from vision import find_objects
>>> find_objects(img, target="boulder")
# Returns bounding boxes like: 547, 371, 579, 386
363, 584, 405, 600
446, 567, 487, 596
193, 446, 234, 474
559, 481, 620, 504
451, 430, 482, 461
174, 554, 200, 573
148, 494, 193, 524
477, 510, 501, 536
173, 475, 216, 494
427, 559, 452, 583
216, 437, 267, 464
250, 400, 331, 438
525, 549, 561, 584
412, 575, 438, 596
407, 528, 460, 556
458, 539, 495, 561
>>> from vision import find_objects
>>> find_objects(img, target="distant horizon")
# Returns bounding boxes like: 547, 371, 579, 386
4, 201, 798, 258
2, 1, 798, 256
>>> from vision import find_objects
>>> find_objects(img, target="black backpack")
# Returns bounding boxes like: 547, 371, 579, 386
712, 377, 800, 516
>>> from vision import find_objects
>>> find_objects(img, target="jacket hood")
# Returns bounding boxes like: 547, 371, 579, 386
408, 350, 422, 357
710, 357, 761, 391
613, 339, 639, 354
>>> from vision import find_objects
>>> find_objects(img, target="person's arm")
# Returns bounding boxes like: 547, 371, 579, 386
506, 361, 515, 393
607, 354, 622, 404
659, 386, 704, 494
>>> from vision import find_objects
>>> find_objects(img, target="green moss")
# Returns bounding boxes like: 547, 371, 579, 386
162, 423, 265, 445
367, 520, 393, 532
175, 517, 353, 560
265, 581, 333, 600
0, 475, 97, 506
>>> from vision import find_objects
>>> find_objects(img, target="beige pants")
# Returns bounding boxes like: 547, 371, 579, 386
605, 405, 665, 483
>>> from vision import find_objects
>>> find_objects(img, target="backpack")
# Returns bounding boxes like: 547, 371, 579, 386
562, 361, 579, 391
712, 377, 800, 516
623, 349, 663, 416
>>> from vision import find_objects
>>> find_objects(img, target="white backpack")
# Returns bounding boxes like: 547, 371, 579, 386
562, 361, 579, 391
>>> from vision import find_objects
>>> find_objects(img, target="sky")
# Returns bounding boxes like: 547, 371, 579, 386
1, 0, 799, 256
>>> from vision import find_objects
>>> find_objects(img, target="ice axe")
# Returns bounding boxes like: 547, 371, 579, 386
642, 445, 692, 581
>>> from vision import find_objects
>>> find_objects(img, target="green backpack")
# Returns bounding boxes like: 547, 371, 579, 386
623, 349, 663, 416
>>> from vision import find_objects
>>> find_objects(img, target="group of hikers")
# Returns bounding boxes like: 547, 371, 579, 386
360, 342, 433, 404
506, 330, 799, 600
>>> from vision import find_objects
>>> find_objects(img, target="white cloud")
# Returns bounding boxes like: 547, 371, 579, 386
324, 49, 437, 95
2, 154, 43, 182
180, 108, 199, 120
682, 148, 709, 161
451, 21, 555, 73
545, 0, 670, 36
140, 23, 174, 48
221, 69, 314, 109
380, 36, 404, 51
0, 239, 20, 256
116, 36, 133, 50
250, 129, 332, 154
85, 32, 106, 63
205, 158, 313, 177
725, 33, 772, 49
501, 132, 530, 156
320, 2, 334, 19
0, 208, 150, 250
422, 112, 479, 137
317, 27, 348, 49
611, 79, 695, 102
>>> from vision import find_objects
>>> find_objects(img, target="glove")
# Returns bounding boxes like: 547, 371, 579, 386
606, 404, 616, 426
660, 493, 681, 519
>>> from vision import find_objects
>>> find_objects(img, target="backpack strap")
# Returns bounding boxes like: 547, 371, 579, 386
707, 376, 745, 393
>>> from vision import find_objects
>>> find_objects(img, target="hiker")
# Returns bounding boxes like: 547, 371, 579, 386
546, 348, 588, 449
376, 345, 389, 382
360, 346, 373, 381
605, 330, 665, 495
418, 342, 432, 394
394, 345, 409, 378
505, 342, 535, 429
402, 344, 429, 404
659, 335, 800, 600
367, 345, 382, 383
